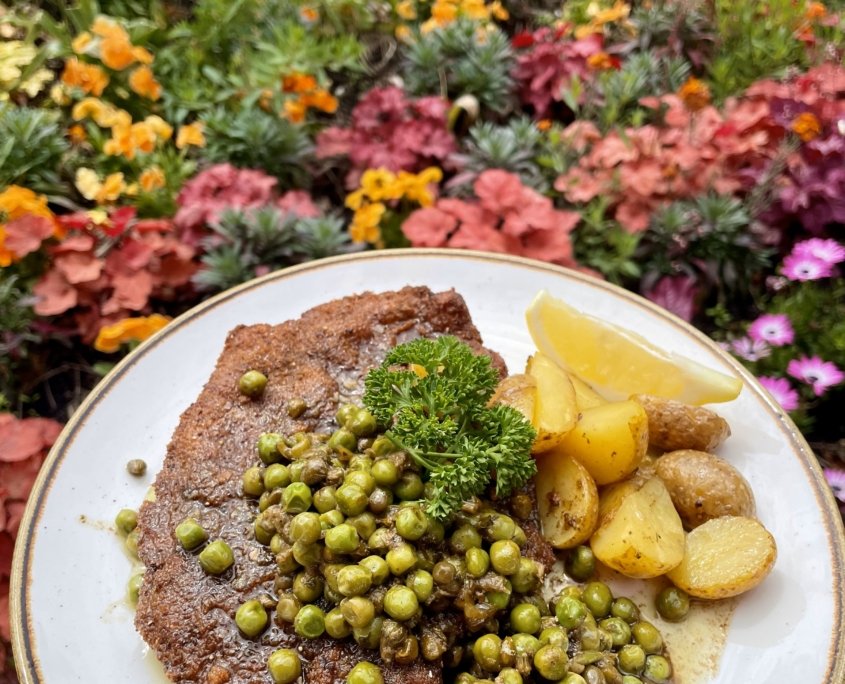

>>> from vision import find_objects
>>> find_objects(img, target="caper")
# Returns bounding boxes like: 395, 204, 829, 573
258, 488, 281, 512
466, 547, 490, 578
643, 655, 672, 683
396, 506, 429, 541
286, 398, 307, 418
347, 661, 384, 684
300, 456, 328, 486
325, 607, 352, 638
489, 540, 521, 576
276, 546, 298, 574
353, 615, 384, 649
257, 432, 284, 465
242, 466, 266, 497
394, 472, 424, 500
565, 545, 596, 582
196, 541, 233, 576
127, 571, 143, 604
406, 569, 434, 602
329, 427, 357, 452
267, 648, 301, 684
368, 527, 393, 552
337, 483, 369, 516
275, 593, 301, 623
126, 459, 147, 477
611, 597, 640, 623
487, 514, 516, 541
533, 644, 568, 680
618, 644, 646, 674
348, 408, 377, 437
293, 572, 324, 602
325, 523, 359, 554
115, 508, 138, 535
263, 463, 290, 490
337, 565, 373, 597
341, 596, 376, 629
510, 557, 540, 593
632, 621, 663, 654
288, 460, 305, 483
289, 433, 312, 459
239, 370, 267, 398
581, 581, 613, 618
360, 555, 390, 585
655, 586, 690, 622
555, 596, 588, 629
235, 599, 268, 638
433, 559, 457, 586
294, 604, 325, 639
253, 515, 274, 545
473, 634, 503, 673
600, 616, 632, 648
510, 604, 542, 635
368, 487, 392, 514
282, 482, 312, 513
386, 542, 417, 575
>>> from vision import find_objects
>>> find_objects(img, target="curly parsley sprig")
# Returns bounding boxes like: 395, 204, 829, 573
363, 336, 537, 520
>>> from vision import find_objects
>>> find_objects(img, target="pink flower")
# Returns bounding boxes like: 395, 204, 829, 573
791, 238, 845, 265
277, 190, 320, 218
748, 313, 794, 346
757, 376, 800, 411
731, 337, 771, 362
787, 356, 845, 396
781, 253, 834, 281
824, 468, 845, 503
645, 275, 698, 322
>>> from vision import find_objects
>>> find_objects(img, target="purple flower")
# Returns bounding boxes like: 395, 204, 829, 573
748, 313, 795, 347
791, 238, 845, 266
824, 468, 845, 503
781, 253, 834, 281
644, 275, 698, 322
757, 376, 800, 411
731, 337, 771, 362
787, 355, 845, 396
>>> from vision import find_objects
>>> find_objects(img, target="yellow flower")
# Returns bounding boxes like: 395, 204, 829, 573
124, 182, 139, 197
91, 16, 129, 40
489, 0, 508, 20
792, 112, 822, 142
94, 314, 171, 353
72, 31, 93, 53
50, 84, 70, 105
144, 115, 173, 141
431, 0, 458, 23
593, 0, 630, 24
139, 166, 166, 192
345, 189, 366, 211
396, 0, 417, 19
61, 58, 109, 96
98, 172, 126, 203
395, 25, 413, 42
350, 202, 386, 244
128, 65, 161, 100
74, 168, 125, 204
360, 168, 399, 201
175, 121, 206, 149
87, 209, 109, 225
131, 46, 154, 65
677, 76, 711, 113
399, 168, 442, 206
283, 98, 308, 123
461, 0, 489, 20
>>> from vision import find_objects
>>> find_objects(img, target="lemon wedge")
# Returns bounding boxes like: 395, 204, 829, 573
525, 290, 742, 405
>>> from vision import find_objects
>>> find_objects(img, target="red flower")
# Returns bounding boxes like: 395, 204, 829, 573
511, 32, 535, 49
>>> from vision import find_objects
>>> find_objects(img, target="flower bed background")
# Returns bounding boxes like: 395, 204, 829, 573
1, 0, 845, 675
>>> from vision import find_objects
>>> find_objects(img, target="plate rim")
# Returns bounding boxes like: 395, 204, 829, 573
10, 247, 845, 683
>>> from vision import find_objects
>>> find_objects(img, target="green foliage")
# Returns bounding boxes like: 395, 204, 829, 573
201, 107, 313, 188
363, 336, 536, 520
627, 0, 715, 62
0, 273, 40, 407
454, 117, 548, 191
0, 105, 70, 194
403, 20, 515, 113
571, 198, 641, 284
194, 206, 349, 292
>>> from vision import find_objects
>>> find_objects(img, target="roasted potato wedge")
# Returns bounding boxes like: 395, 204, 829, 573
667, 516, 777, 599
570, 374, 606, 410
631, 394, 730, 452
526, 353, 577, 453
655, 449, 755, 529
535, 450, 599, 549
590, 477, 685, 579
490, 374, 537, 423
558, 400, 648, 485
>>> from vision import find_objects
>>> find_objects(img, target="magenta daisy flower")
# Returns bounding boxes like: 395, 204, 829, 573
730, 337, 771, 362
748, 313, 794, 347
782, 253, 834, 281
787, 355, 845, 396
757, 376, 800, 411
824, 468, 845, 503
791, 238, 845, 266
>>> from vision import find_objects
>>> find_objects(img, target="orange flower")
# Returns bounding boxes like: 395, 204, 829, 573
536, 119, 552, 131
587, 52, 619, 71
144, 115, 173, 141
68, 124, 87, 144
677, 76, 711, 113
805, 2, 827, 20
431, 0, 458, 23
139, 166, 166, 192
131, 46, 154, 65
299, 6, 319, 23
61, 58, 109, 96
791, 112, 822, 142
301, 89, 339, 114
396, 0, 417, 19
129, 65, 161, 100
175, 122, 206, 149
0, 186, 60, 265
489, 0, 509, 20
72, 31, 93, 53
98, 172, 126, 203
91, 16, 129, 40
94, 314, 171, 353
104, 122, 157, 159
283, 98, 308, 123
282, 73, 318, 94
100, 33, 136, 70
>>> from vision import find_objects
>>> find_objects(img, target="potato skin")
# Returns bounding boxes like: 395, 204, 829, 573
632, 394, 730, 452
655, 449, 755, 529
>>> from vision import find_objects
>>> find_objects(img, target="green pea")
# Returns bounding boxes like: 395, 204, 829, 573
656, 586, 690, 622
337, 565, 373, 597
618, 644, 646, 674
340, 596, 376, 629
644, 655, 672, 683
473, 633, 503, 673
258, 488, 281, 512
293, 572, 324, 602
581, 581, 613, 618
337, 483, 368, 516
329, 427, 357, 452
313, 485, 337, 512
538, 627, 567, 649
253, 515, 274, 545
336, 403, 358, 427
510, 557, 540, 593
347, 512, 377, 540
267, 648, 301, 684
511, 525, 527, 547
533, 645, 568, 681
294, 604, 325, 639
174, 518, 207, 550
242, 466, 266, 497
510, 604, 541, 635
348, 408, 377, 437
396, 506, 429, 541
325, 607, 352, 638
320, 510, 345, 529
487, 514, 516, 541
611, 597, 640, 623
371, 459, 398, 486
124, 528, 140, 556
127, 572, 143, 605
450, 524, 483, 553
511, 632, 540, 658
347, 661, 384, 684
290, 512, 322, 544
632, 621, 664, 654
394, 472, 424, 500
263, 463, 290, 490
386, 542, 417, 575
489, 540, 521, 575
345, 469, 376, 495
292, 541, 320, 567
466, 547, 490, 578
600, 616, 632, 647
257, 432, 284, 465
370, 434, 395, 456
561, 674, 587, 684
360, 555, 390, 585
325, 523, 359, 554
235, 599, 268, 638
275, 593, 301, 624
555, 596, 588, 629
565, 545, 595, 582
348, 454, 373, 471
115, 509, 138, 536
238, 370, 267, 398
406, 569, 434, 602
282, 482, 312, 513
198, 540, 234, 574
368, 527, 393, 552
497, 668, 523, 684
384, 585, 419, 621
622, 677, 643, 684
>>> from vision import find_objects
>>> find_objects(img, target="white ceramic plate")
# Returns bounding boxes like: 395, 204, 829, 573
11, 250, 845, 683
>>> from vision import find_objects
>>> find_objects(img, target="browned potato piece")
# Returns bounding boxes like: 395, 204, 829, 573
490, 374, 537, 423
631, 394, 730, 452
655, 449, 755, 529
526, 353, 578, 453
667, 516, 777, 599
535, 451, 599, 549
